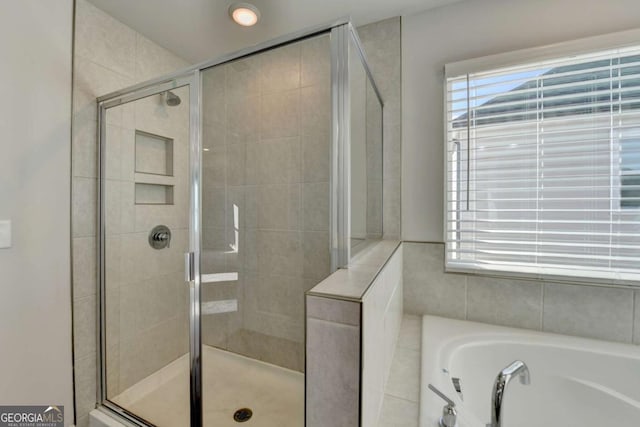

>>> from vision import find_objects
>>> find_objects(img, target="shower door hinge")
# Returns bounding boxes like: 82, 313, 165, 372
184, 252, 195, 282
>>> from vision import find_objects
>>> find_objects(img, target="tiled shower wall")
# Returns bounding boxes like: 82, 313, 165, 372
72, 0, 189, 425
195, 16, 402, 371
71, 8, 401, 425
404, 242, 640, 344
199, 35, 332, 372
351, 45, 384, 240
358, 17, 402, 240
365, 80, 384, 238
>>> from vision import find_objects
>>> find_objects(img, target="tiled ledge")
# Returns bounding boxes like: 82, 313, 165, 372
308, 239, 401, 301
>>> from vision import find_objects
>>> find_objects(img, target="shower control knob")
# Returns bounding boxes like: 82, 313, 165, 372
149, 225, 171, 249
154, 232, 169, 241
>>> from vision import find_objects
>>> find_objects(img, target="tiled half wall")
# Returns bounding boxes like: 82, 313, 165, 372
306, 242, 403, 427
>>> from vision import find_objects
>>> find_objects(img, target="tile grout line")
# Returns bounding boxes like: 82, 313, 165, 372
76, 54, 136, 83
540, 282, 545, 332
631, 290, 636, 343
383, 391, 420, 404
464, 275, 469, 320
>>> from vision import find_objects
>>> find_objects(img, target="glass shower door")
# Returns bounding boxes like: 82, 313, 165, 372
99, 76, 200, 427
198, 33, 332, 426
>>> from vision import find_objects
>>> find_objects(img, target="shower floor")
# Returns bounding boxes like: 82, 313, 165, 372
112, 345, 304, 427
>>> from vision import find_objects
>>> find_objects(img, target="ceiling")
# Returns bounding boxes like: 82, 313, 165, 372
87, 0, 463, 63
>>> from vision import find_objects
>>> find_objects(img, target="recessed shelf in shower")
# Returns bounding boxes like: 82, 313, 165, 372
134, 130, 175, 205
134, 183, 174, 205
134, 130, 174, 176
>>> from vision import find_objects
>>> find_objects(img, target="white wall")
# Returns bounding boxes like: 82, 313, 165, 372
402, 0, 640, 241
0, 0, 74, 423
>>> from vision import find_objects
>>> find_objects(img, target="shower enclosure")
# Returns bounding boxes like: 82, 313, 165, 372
96, 21, 382, 427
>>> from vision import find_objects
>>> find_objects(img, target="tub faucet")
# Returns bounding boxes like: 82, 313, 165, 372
428, 384, 457, 427
487, 360, 530, 427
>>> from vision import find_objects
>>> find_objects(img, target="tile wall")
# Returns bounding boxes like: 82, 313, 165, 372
350, 39, 384, 242
365, 78, 384, 238
72, 1, 189, 425
404, 242, 640, 344
361, 245, 404, 426
305, 241, 403, 427
377, 314, 421, 427
350, 46, 370, 241
306, 296, 362, 427
198, 34, 332, 372
358, 17, 402, 239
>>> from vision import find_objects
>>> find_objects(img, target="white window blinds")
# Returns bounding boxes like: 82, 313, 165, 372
446, 45, 640, 283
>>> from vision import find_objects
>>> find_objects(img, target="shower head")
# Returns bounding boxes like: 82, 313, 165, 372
164, 91, 181, 107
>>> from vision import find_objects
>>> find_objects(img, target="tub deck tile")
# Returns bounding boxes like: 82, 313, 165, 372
378, 314, 421, 426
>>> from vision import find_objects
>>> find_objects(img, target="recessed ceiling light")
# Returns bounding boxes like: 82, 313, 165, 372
229, 3, 260, 27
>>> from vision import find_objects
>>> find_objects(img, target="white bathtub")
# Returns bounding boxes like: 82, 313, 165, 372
420, 315, 640, 427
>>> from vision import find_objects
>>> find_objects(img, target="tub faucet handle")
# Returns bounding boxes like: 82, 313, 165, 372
428, 384, 457, 427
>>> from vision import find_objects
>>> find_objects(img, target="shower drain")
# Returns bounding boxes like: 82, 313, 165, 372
233, 408, 253, 423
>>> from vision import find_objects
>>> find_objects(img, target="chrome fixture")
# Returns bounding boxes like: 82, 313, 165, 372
164, 91, 181, 106
452, 377, 463, 401
149, 225, 171, 249
487, 360, 530, 427
233, 408, 253, 422
428, 384, 457, 427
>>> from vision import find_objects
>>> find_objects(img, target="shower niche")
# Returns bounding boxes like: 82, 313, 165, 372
134, 130, 174, 176
134, 130, 175, 205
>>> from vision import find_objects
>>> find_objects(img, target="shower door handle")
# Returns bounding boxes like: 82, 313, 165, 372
185, 252, 195, 282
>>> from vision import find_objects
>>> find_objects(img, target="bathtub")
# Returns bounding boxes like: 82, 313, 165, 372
420, 315, 640, 427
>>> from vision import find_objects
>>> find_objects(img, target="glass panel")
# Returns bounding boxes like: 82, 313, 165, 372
199, 33, 331, 426
350, 37, 383, 256
102, 84, 191, 426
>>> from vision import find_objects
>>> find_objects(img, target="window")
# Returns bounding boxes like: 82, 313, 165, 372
621, 138, 640, 209
446, 42, 640, 282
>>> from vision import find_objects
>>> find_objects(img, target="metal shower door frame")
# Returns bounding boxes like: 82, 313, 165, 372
96, 68, 203, 427
94, 18, 383, 427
